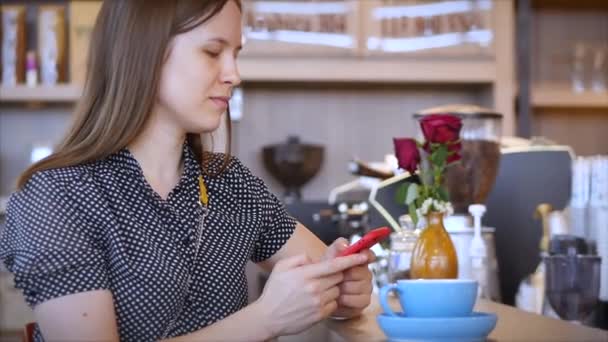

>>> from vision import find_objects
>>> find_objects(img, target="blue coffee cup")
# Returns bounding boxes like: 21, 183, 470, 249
379, 279, 478, 317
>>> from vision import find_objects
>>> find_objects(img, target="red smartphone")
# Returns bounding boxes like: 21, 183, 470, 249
338, 227, 392, 257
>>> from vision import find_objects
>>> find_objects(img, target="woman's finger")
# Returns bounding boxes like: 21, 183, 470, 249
317, 272, 344, 290
301, 254, 368, 278
343, 265, 372, 282
319, 300, 339, 320
320, 286, 340, 305
337, 293, 371, 309
339, 280, 372, 295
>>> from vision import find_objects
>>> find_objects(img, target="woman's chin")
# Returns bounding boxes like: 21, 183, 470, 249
188, 119, 222, 134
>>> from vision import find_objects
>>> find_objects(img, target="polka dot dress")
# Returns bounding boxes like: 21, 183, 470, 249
0, 144, 297, 341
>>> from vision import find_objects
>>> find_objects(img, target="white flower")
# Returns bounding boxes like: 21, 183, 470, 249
433, 199, 444, 212
418, 198, 433, 216
445, 202, 454, 216
417, 198, 453, 216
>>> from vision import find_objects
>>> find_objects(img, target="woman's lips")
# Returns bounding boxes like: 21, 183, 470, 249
210, 96, 229, 109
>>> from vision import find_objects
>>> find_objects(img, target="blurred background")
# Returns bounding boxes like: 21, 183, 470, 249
0, 0, 607, 339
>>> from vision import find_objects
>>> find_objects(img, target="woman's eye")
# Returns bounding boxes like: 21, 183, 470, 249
205, 50, 221, 58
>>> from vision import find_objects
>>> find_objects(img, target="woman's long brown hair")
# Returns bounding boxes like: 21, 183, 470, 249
17, 0, 241, 189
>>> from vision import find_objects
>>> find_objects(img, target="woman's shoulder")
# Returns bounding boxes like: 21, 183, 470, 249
12, 163, 99, 210
203, 153, 271, 195
22, 163, 93, 192
204, 152, 253, 178
3, 164, 103, 250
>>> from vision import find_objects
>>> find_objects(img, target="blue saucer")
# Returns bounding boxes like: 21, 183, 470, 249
376, 312, 497, 342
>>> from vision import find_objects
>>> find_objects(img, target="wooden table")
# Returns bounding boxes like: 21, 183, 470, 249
279, 297, 608, 342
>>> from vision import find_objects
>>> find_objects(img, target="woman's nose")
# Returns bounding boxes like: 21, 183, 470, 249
222, 58, 241, 87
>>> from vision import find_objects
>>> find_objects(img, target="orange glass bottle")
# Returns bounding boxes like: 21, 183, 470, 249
410, 211, 458, 279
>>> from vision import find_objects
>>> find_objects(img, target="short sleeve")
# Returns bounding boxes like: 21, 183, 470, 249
0, 171, 109, 308
231, 159, 297, 262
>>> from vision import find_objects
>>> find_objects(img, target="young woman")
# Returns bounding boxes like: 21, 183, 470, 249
0, 1, 374, 341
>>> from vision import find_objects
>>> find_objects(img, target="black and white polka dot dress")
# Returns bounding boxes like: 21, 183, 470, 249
0, 144, 297, 341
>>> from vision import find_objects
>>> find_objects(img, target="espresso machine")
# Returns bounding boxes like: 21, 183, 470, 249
413, 104, 503, 301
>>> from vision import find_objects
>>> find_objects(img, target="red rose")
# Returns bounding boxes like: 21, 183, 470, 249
423, 141, 462, 163
420, 114, 462, 144
447, 142, 462, 163
393, 138, 420, 174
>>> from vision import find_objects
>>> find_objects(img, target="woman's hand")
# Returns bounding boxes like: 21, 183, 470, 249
254, 253, 368, 337
323, 238, 376, 319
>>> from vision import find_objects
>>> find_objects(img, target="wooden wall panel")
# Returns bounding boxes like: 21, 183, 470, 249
234, 83, 488, 201
533, 108, 608, 156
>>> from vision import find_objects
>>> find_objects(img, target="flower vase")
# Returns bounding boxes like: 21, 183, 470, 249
410, 211, 458, 279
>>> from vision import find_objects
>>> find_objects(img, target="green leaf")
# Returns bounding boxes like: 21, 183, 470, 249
405, 183, 419, 205
415, 196, 424, 208
408, 203, 418, 226
434, 166, 441, 181
431, 145, 448, 166
437, 186, 450, 202
395, 183, 409, 205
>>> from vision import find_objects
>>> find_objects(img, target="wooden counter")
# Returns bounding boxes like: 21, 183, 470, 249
279, 297, 608, 342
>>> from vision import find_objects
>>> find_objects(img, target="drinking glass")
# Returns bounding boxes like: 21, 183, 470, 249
572, 43, 587, 93
591, 46, 607, 93
544, 255, 601, 323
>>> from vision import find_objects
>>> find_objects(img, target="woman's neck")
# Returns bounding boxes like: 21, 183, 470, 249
128, 114, 185, 200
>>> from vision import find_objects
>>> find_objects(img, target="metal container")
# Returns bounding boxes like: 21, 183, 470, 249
261, 135, 324, 203
448, 223, 501, 302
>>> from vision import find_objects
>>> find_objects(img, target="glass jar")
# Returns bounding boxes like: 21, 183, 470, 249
388, 216, 420, 282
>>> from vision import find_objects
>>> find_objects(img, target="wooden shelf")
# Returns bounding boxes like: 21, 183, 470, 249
532, 85, 608, 108
238, 58, 496, 84
0, 59, 496, 104
532, 0, 608, 10
0, 84, 82, 103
